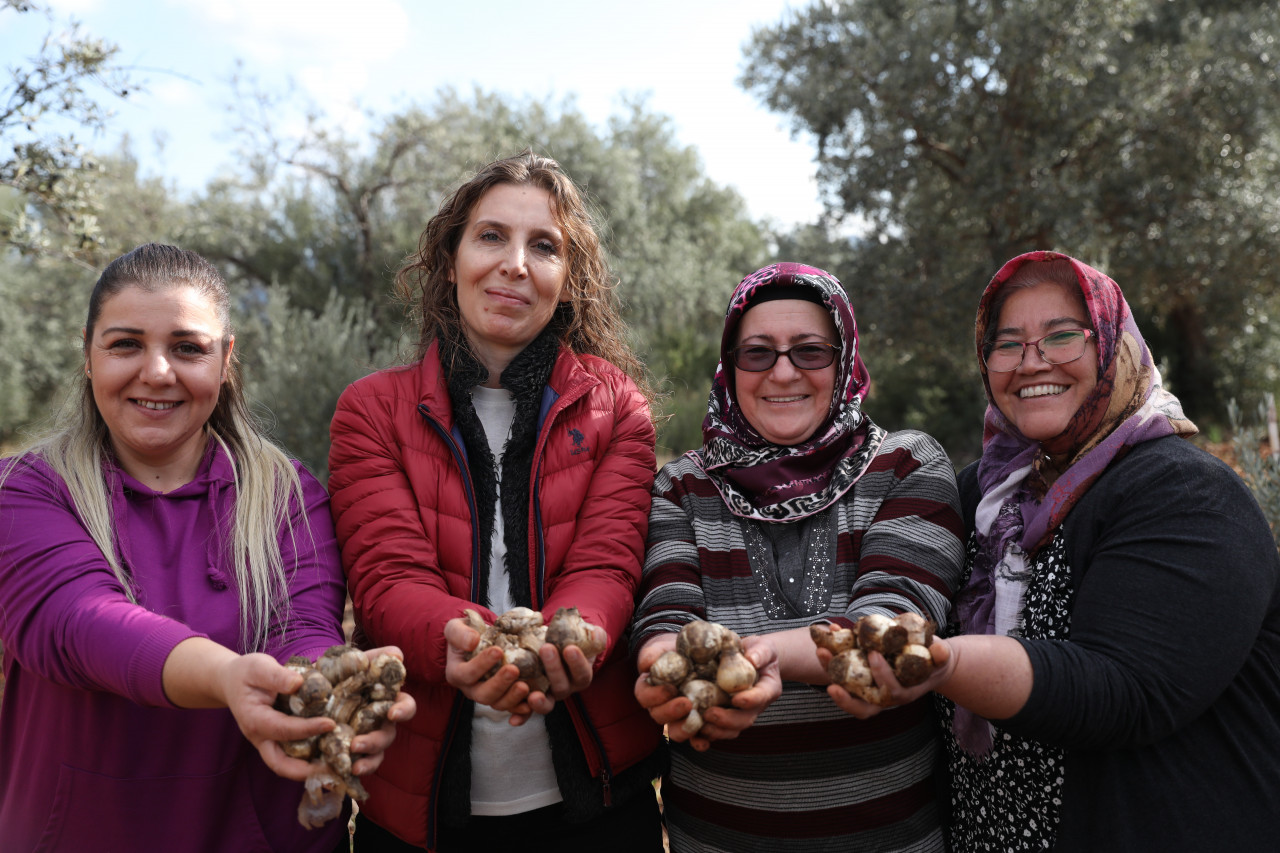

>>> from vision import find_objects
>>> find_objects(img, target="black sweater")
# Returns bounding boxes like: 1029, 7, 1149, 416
957, 435, 1280, 852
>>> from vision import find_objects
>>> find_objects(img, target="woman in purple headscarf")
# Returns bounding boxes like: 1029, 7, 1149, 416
630, 262, 964, 852
828, 252, 1280, 852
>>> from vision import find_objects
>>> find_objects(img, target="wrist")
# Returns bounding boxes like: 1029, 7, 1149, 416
163, 637, 239, 709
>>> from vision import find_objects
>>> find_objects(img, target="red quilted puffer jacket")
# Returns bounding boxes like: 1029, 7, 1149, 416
327, 342, 661, 849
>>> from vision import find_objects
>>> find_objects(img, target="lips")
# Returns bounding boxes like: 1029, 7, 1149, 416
484, 286, 530, 306
764, 395, 808, 403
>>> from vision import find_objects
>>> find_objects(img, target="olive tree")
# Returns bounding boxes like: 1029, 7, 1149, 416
744, 0, 1280, 459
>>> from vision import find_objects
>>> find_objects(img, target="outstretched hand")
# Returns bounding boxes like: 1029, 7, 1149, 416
633, 634, 687, 729
692, 635, 782, 745
634, 634, 783, 752
443, 616, 535, 723
526, 623, 607, 716
346, 645, 415, 776
165, 637, 416, 780
818, 638, 955, 718
444, 615, 608, 724
217, 652, 336, 780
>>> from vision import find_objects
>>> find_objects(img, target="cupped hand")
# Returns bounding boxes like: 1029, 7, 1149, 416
348, 645, 417, 776
443, 616, 533, 722
633, 634, 700, 740
526, 624, 607, 716
821, 638, 955, 718
692, 635, 782, 745
218, 652, 336, 780
633, 633, 783, 752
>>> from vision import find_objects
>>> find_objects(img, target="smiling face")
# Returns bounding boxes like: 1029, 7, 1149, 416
451, 182, 569, 381
987, 281, 1099, 447
87, 284, 231, 485
733, 299, 839, 446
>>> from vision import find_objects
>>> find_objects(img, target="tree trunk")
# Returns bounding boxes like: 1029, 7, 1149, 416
1165, 299, 1221, 425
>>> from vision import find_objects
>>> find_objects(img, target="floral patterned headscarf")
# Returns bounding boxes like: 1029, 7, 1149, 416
952, 250, 1197, 756
693, 262, 886, 522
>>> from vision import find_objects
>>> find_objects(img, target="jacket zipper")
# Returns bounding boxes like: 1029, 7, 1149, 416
418, 403, 483, 594
418, 403, 483, 847
572, 693, 614, 806
531, 389, 615, 808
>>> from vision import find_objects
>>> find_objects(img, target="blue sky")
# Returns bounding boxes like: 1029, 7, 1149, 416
3, 0, 823, 228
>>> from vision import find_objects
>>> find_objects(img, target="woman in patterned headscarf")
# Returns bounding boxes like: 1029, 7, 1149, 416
631, 262, 964, 852
829, 251, 1280, 852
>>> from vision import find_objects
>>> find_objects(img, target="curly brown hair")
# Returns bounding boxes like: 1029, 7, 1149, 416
395, 149, 656, 404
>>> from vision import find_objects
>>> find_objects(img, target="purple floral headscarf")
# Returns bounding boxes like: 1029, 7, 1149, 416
693, 262, 886, 522
952, 250, 1197, 756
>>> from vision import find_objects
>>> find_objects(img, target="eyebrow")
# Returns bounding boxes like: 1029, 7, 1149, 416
100, 326, 215, 338
738, 331, 834, 345
472, 218, 563, 240
994, 316, 1088, 338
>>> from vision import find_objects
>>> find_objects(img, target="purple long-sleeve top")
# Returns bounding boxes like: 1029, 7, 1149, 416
0, 442, 347, 852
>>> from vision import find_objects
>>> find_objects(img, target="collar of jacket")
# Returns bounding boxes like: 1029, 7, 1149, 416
440, 322, 560, 412
413, 337, 600, 435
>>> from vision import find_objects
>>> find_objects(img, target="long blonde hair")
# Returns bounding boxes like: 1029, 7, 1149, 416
396, 149, 658, 405
5, 243, 309, 652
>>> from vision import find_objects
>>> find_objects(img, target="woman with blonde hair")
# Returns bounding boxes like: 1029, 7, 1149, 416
329, 151, 665, 851
0, 242, 412, 852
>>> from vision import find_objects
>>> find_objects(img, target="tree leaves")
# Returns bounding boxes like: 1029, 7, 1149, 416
743, 0, 1280, 455
1, 0, 137, 266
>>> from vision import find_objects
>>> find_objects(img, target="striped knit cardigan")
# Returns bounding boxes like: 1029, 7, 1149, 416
632, 428, 963, 852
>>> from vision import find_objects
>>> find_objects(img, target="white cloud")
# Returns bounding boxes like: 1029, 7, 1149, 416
81, 0, 822, 226
296, 58, 371, 127
169, 0, 410, 66
149, 77, 196, 106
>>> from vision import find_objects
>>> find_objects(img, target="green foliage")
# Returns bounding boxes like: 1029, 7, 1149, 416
1228, 398, 1280, 547
234, 287, 400, 482
0, 147, 191, 445
0, 83, 767, 472
201, 88, 769, 458
866, 348, 987, 466
591, 99, 767, 397
658, 386, 712, 462
0, 250, 91, 443
1217, 287, 1280, 407
743, 0, 1280, 442
0, 0, 138, 265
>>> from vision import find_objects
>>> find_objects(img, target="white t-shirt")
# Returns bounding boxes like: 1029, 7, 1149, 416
467, 385, 562, 815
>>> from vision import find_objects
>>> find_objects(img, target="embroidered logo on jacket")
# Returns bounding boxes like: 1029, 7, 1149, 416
568, 427, 590, 455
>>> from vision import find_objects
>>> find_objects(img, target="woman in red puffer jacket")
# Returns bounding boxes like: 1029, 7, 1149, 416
328, 150, 665, 852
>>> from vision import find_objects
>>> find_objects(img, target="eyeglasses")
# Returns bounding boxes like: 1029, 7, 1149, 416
731, 342, 840, 372
984, 328, 1094, 372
